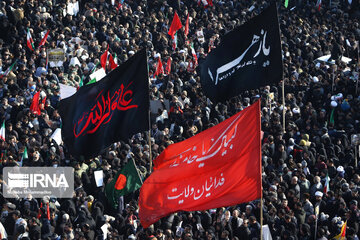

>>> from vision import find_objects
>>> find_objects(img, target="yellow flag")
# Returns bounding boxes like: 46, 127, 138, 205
333, 221, 347, 240
315, 204, 320, 217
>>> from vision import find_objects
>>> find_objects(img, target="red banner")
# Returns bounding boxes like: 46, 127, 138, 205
168, 12, 182, 39
139, 100, 262, 228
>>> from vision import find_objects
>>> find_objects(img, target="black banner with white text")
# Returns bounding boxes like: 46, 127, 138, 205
200, 2, 282, 102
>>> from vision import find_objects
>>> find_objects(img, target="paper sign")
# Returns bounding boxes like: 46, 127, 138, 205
196, 29, 205, 44
94, 170, 104, 187
67, 1, 79, 16
89, 68, 106, 82
69, 57, 81, 67
315, 54, 352, 64
262, 225, 273, 240
101, 224, 108, 239
48, 48, 65, 67
50, 128, 62, 146
59, 83, 76, 99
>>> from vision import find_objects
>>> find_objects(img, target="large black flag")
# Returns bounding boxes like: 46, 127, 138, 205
200, 2, 282, 102
58, 49, 149, 158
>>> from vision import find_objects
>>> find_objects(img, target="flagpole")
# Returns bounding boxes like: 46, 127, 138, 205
355, 144, 358, 169
131, 156, 143, 184
282, 80, 286, 133
314, 216, 318, 240
145, 48, 153, 173
356, 41, 359, 95
331, 64, 335, 93
259, 99, 263, 240
260, 196, 263, 240
275, 2, 286, 133
314, 203, 319, 240
148, 119, 153, 173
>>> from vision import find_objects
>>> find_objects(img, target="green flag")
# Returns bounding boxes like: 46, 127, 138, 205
284, 0, 289, 8
0, 60, 17, 78
86, 62, 101, 85
330, 108, 335, 125
87, 68, 106, 85
79, 75, 84, 88
19, 147, 28, 167
0, 120, 5, 141
105, 159, 142, 208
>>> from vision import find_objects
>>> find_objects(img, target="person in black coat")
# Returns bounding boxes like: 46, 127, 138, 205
237, 220, 250, 240
329, 39, 344, 62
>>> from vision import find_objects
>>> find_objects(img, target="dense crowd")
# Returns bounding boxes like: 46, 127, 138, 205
0, 0, 360, 239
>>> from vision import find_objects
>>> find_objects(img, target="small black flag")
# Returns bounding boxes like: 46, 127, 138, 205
59, 49, 149, 158
200, 3, 282, 102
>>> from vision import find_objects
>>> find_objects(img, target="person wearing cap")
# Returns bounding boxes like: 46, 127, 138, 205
334, 167, 347, 190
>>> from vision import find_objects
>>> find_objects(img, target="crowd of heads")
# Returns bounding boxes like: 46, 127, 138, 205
0, 0, 360, 239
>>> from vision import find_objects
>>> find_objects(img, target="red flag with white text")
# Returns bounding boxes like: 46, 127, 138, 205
139, 100, 262, 228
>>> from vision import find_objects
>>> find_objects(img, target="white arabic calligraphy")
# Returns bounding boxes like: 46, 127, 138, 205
168, 113, 240, 169
208, 29, 271, 85
167, 173, 226, 204
254, 29, 270, 58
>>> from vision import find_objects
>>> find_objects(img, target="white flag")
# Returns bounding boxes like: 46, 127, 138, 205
50, 128, 62, 146
262, 225, 273, 240
59, 83, 76, 99
89, 68, 106, 82
94, 170, 104, 187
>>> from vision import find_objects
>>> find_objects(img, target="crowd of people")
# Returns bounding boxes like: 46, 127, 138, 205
0, 0, 360, 239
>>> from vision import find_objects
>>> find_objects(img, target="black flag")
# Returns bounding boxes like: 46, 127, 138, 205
200, 3, 282, 102
59, 49, 149, 158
